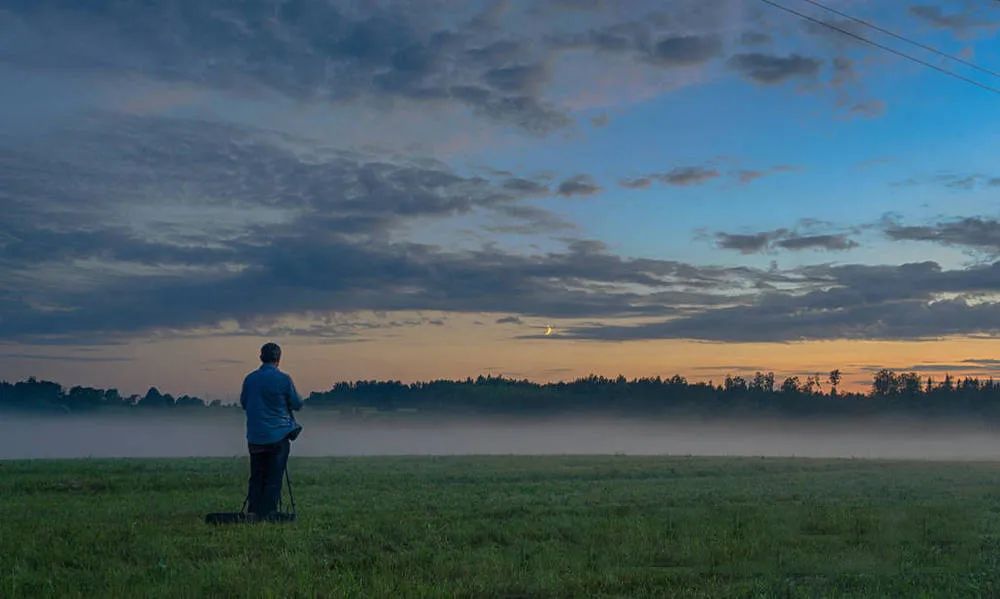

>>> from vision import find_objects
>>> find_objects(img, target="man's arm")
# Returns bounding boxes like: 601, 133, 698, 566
286, 376, 303, 411
239, 376, 249, 410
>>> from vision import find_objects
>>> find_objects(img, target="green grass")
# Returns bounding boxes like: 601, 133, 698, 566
4, 456, 1000, 597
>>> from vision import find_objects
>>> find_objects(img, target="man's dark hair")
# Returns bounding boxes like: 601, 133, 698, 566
260, 342, 281, 364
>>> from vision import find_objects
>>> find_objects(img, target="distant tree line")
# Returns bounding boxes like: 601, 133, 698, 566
305, 370, 1000, 418
0, 378, 221, 412
5, 369, 999, 418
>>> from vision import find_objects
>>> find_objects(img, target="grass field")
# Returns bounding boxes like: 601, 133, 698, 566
4, 456, 1000, 597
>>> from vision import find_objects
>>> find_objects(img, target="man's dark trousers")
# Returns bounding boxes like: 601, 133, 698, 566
247, 436, 290, 516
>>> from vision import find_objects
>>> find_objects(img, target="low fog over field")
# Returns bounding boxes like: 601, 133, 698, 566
4, 412, 1000, 460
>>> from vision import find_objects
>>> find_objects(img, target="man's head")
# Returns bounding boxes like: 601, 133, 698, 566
260, 342, 281, 365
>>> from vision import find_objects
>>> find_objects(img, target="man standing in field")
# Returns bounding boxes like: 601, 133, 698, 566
240, 342, 303, 517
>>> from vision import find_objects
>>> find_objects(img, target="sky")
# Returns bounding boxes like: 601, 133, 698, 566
0, 0, 998, 399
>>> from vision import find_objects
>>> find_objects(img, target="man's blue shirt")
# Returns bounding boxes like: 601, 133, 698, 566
240, 363, 303, 445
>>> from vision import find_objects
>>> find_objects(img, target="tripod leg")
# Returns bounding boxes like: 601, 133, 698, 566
284, 464, 297, 515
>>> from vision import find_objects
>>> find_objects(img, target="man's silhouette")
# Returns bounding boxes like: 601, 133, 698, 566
240, 342, 303, 517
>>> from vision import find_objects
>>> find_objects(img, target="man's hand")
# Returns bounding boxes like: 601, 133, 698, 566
286, 377, 303, 411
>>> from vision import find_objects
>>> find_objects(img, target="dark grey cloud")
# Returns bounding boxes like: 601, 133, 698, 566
848, 99, 886, 118
557, 174, 602, 197
909, 173, 1000, 190
222, 314, 449, 342
656, 166, 721, 186
858, 361, 1000, 374
775, 234, 858, 252
716, 231, 780, 254
0, 113, 561, 247
482, 63, 551, 94
737, 170, 766, 184
0, 226, 237, 267
496, 316, 524, 324
0, 1, 571, 133
647, 35, 724, 66
558, 25, 641, 54
0, 353, 134, 363
620, 165, 727, 190
0, 232, 779, 341
831, 56, 856, 88
885, 217, 1000, 255
910, 5, 999, 35
549, 9, 727, 69
740, 31, 772, 46
735, 164, 797, 184
486, 205, 576, 234
727, 53, 822, 84
715, 227, 857, 254
562, 261, 1000, 342
824, 47, 885, 120
1, 113, 791, 342
500, 177, 550, 195
548, 0, 607, 10
619, 177, 653, 189
0, 0, 870, 135
964, 359, 1000, 366
692, 364, 769, 371
6, 151, 998, 346
467, 1, 512, 31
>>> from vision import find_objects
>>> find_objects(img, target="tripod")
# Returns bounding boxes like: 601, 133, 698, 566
240, 462, 297, 520
205, 460, 297, 525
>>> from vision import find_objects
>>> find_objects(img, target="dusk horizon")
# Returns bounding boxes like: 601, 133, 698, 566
2, 0, 997, 400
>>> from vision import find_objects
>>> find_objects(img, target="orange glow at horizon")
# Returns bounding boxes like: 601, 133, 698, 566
1, 313, 996, 401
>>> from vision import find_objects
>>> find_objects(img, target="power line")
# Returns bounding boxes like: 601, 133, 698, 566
756, 0, 1000, 96
798, 0, 1000, 79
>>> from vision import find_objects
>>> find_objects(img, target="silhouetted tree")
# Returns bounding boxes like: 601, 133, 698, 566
725, 375, 748, 393
174, 394, 204, 408
900, 372, 922, 398
780, 376, 801, 394
872, 369, 899, 396
67, 386, 105, 410
750, 372, 775, 393
828, 370, 842, 396
138, 387, 175, 408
